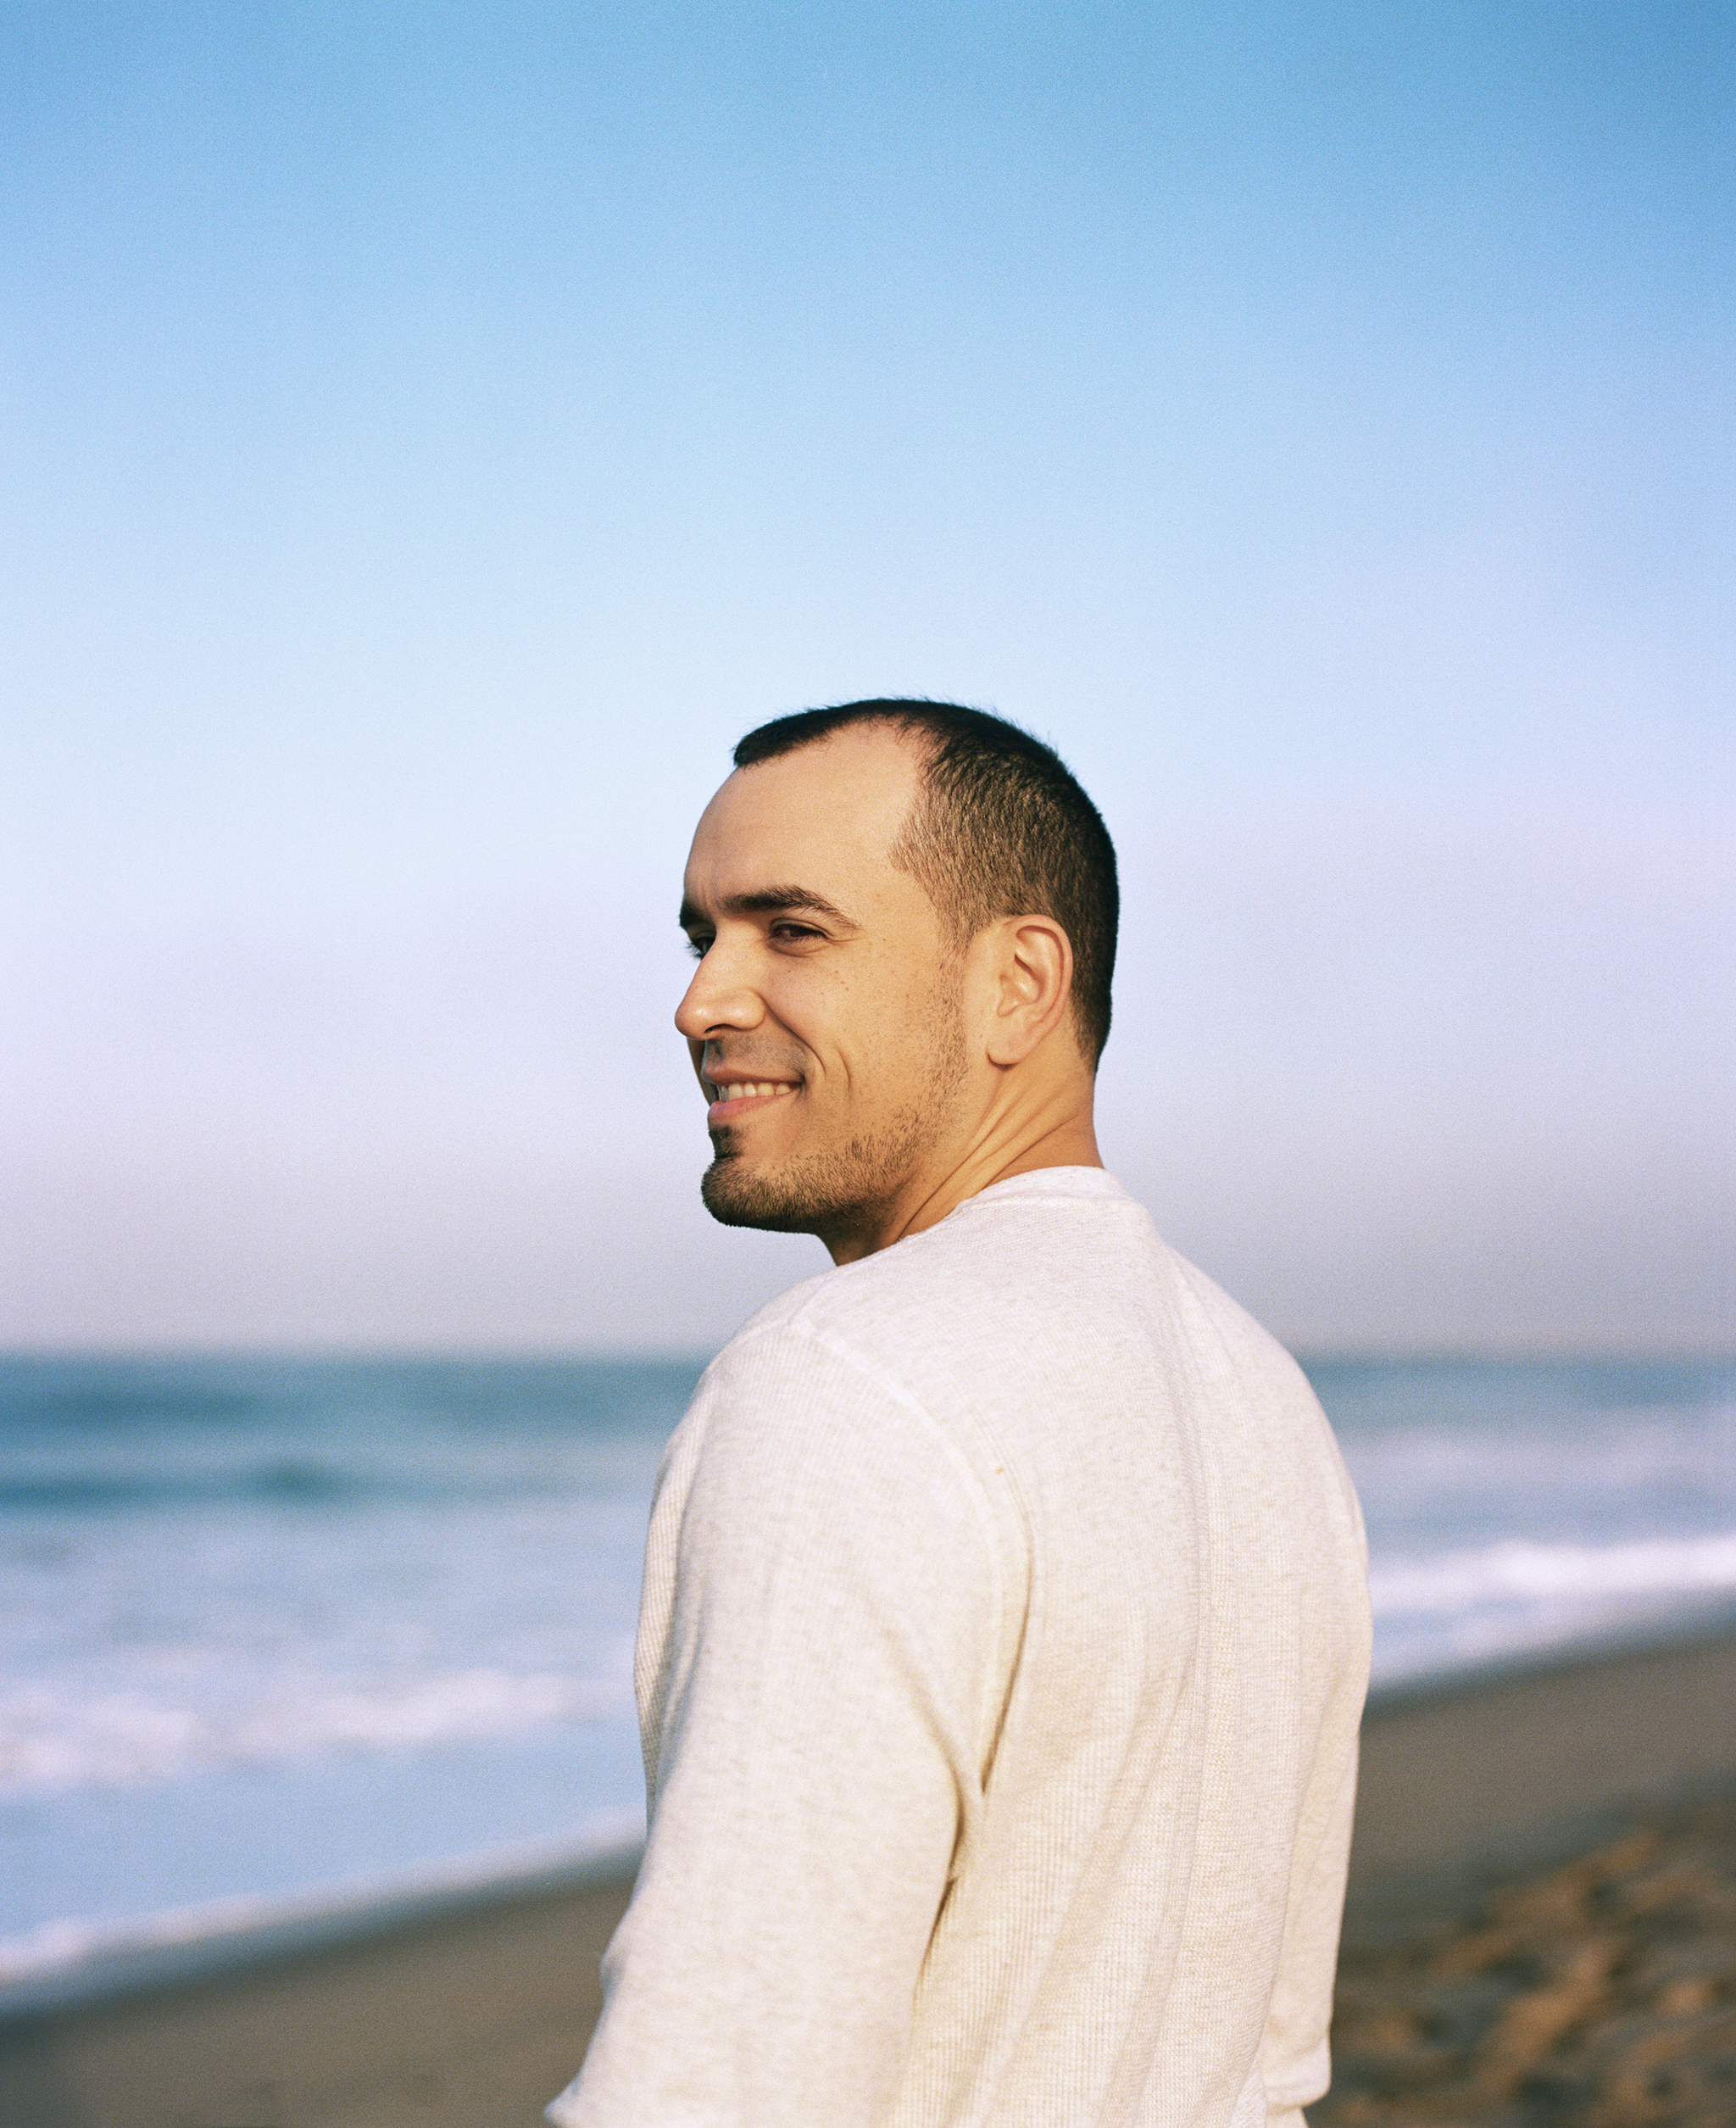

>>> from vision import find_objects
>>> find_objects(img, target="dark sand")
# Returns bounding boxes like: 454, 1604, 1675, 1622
7, 1624, 1736, 2128
1320, 1791, 1736, 2126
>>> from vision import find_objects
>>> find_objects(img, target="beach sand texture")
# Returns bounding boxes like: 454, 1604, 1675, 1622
5, 1625, 1735, 2128
1321, 1791, 1736, 2127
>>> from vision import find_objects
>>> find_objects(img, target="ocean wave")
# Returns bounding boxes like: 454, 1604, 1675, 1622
1369, 1530, 1736, 1615
0, 1434, 678, 1512
0, 1668, 634, 1797
0, 1460, 378, 1511
0, 1355, 706, 1432
0, 1458, 585, 1512
1307, 1353, 1735, 1421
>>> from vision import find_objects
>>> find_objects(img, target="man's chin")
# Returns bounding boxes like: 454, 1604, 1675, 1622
698, 1155, 821, 1235
697, 1093, 947, 1246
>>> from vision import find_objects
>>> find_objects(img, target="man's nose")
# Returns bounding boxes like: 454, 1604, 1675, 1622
675, 942, 763, 1039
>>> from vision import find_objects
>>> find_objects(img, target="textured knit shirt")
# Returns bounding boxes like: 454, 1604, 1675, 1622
549, 1168, 1371, 2128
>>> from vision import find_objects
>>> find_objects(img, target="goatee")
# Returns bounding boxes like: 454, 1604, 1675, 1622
700, 1106, 941, 1238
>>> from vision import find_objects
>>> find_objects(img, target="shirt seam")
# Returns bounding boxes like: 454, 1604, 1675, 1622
721, 1310, 1032, 1794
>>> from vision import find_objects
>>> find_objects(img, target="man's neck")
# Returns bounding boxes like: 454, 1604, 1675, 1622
822, 1101, 1102, 1266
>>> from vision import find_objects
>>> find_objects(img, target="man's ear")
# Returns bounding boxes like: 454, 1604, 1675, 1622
982, 915, 1074, 1067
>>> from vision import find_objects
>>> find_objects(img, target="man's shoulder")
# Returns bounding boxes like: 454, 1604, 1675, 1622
670, 1241, 1012, 1519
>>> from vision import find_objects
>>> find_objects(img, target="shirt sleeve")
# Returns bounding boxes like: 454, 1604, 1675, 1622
548, 1323, 1009, 2128
1257, 1730, 1360, 2117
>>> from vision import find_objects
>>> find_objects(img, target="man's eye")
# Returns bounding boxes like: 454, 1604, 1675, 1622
686, 935, 713, 959
771, 922, 821, 943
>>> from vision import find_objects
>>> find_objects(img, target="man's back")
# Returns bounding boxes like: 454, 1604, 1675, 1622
553, 1168, 1370, 2128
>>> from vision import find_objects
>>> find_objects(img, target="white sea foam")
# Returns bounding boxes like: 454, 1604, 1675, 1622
1369, 1529, 1736, 1616
0, 1668, 632, 1797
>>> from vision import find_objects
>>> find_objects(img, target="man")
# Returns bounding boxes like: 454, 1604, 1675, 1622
549, 702, 1370, 2128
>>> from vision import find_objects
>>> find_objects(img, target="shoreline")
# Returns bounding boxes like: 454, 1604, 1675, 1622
7, 1614, 1736, 2126
13, 1600, 1735, 2022
0, 1822, 645, 2025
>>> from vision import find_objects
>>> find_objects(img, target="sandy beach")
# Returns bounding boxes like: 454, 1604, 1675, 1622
6, 1622, 1735, 2128
1321, 1787, 1736, 2125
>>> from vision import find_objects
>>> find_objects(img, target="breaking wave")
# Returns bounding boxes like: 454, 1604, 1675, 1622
0, 1668, 632, 1798
1370, 1530, 1736, 1616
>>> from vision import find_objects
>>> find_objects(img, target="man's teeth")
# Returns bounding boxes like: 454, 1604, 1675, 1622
715, 1082, 794, 1101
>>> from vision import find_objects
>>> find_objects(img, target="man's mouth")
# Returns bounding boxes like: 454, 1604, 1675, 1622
703, 1078, 800, 1124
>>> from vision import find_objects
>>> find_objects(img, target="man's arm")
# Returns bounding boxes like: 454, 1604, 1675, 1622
548, 1324, 1008, 2128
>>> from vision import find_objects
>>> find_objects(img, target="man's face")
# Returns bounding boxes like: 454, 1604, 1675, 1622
676, 725, 969, 1255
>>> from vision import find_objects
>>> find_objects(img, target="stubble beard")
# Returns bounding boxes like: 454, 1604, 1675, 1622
698, 1007, 969, 1246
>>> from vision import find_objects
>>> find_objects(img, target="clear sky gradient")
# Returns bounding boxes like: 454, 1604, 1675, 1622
4, 2, 1731, 1354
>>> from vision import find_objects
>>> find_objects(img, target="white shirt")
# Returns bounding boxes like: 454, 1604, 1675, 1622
550, 1169, 1370, 2128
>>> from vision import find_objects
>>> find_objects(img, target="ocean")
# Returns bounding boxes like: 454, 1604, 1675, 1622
3, 1349, 1733, 1991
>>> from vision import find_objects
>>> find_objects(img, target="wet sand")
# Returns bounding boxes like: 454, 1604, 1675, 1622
0, 1862, 633, 2128
1321, 1790, 1736, 2126
6, 1623, 1736, 2128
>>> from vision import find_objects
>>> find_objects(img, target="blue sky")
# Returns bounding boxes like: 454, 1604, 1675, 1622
3, 2, 1731, 1352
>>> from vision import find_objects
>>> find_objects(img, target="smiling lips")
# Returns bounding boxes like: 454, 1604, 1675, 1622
704, 1078, 799, 1122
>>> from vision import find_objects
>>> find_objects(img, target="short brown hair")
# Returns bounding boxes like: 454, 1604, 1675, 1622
732, 699, 1118, 1064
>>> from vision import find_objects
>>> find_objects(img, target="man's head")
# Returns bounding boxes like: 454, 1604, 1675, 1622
676, 701, 1117, 1261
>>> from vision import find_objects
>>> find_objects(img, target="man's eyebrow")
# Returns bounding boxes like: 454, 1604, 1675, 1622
678, 886, 859, 930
